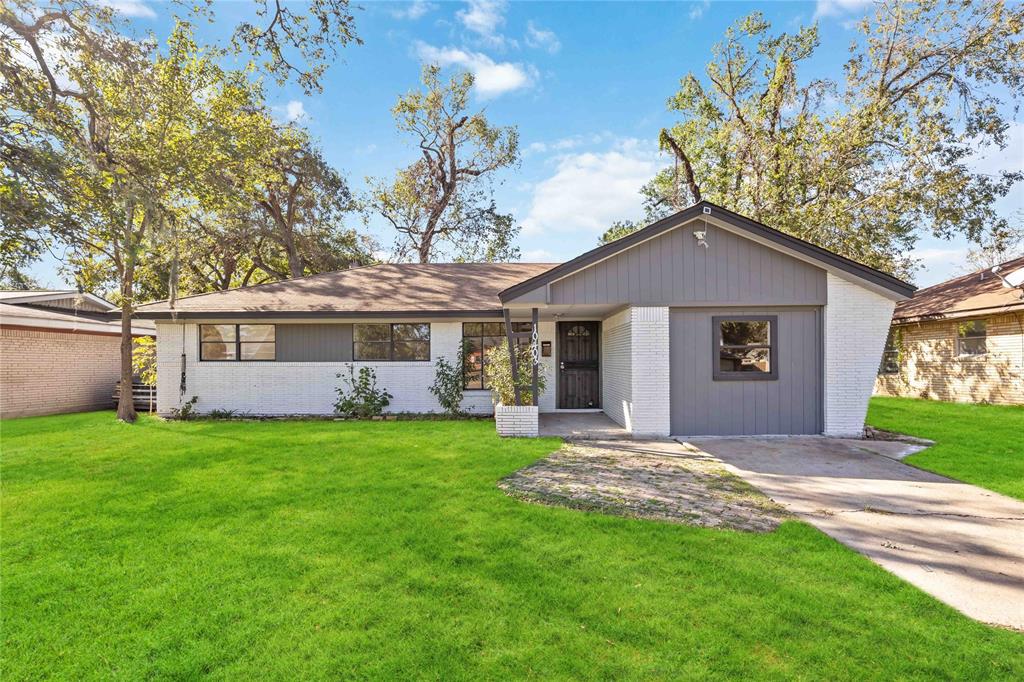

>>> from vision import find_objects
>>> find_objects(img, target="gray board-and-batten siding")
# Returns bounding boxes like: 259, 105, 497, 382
530, 222, 828, 307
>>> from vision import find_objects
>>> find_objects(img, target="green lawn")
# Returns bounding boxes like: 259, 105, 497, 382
2, 413, 1022, 679
868, 396, 1024, 501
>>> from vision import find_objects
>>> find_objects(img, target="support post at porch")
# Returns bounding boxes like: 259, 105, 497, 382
502, 308, 522, 406
531, 307, 539, 407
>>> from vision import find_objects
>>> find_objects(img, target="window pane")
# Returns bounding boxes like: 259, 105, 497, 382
464, 370, 483, 390
463, 322, 483, 336
240, 342, 275, 360
959, 337, 987, 356
958, 320, 986, 339
393, 340, 429, 361
354, 324, 390, 343
200, 324, 236, 343
879, 350, 899, 375
239, 324, 275, 342
720, 346, 770, 373
512, 322, 533, 333
482, 335, 503, 354
720, 320, 769, 346
481, 322, 504, 335
393, 323, 430, 342
354, 341, 390, 360
201, 342, 235, 361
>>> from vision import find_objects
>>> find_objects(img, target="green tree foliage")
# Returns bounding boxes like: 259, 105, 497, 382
229, 0, 362, 95
1, 1, 369, 420
484, 339, 546, 406
622, 1, 1024, 277
367, 66, 520, 263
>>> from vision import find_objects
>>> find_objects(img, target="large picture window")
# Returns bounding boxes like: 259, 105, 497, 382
712, 316, 778, 381
878, 327, 902, 375
463, 322, 532, 389
353, 323, 430, 361
200, 324, 276, 361
957, 319, 987, 356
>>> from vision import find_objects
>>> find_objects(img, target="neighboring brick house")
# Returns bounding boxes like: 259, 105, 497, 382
134, 201, 913, 437
0, 290, 154, 418
875, 256, 1024, 405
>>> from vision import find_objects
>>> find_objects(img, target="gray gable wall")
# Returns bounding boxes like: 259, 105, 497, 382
545, 221, 827, 306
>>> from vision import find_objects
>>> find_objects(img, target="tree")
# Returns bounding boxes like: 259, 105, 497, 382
229, 0, 362, 95
638, 1, 1023, 278
368, 66, 520, 263
963, 211, 1024, 271
1, 4, 260, 421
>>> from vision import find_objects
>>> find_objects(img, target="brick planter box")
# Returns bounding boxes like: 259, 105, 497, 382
495, 403, 539, 438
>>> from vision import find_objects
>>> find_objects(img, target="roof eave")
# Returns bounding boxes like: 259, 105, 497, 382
128, 308, 508, 320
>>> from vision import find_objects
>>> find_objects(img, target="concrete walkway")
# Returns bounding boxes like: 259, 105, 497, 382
678, 436, 1024, 631
538, 412, 629, 439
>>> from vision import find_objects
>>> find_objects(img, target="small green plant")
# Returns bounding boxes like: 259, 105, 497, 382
484, 339, 546, 406
334, 366, 393, 418
429, 341, 467, 416
170, 396, 199, 420
206, 409, 237, 420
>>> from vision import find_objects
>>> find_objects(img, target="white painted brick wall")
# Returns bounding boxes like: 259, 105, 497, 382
494, 404, 539, 437
601, 308, 632, 429
628, 307, 671, 437
824, 274, 897, 437
155, 319, 555, 417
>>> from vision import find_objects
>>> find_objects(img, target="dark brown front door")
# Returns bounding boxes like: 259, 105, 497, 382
558, 321, 600, 409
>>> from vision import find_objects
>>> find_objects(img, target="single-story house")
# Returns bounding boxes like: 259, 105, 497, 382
875, 256, 1024, 405
1, 290, 155, 418
136, 201, 914, 437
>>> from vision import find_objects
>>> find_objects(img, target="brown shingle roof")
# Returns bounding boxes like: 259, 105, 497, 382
134, 263, 560, 318
893, 256, 1024, 323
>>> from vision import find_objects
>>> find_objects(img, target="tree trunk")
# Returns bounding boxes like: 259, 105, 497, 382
116, 263, 137, 423
116, 207, 138, 423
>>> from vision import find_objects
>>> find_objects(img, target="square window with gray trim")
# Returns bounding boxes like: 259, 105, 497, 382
956, 319, 987, 356
713, 316, 778, 380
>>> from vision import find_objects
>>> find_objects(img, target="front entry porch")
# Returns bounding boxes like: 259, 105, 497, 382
538, 412, 630, 440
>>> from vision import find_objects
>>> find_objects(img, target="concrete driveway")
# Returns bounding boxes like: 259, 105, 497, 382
678, 436, 1024, 631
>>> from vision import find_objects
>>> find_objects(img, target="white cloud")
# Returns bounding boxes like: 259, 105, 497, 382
414, 42, 536, 98
458, 0, 505, 37
520, 139, 667, 237
101, 0, 156, 19
688, 1, 710, 21
524, 132, 613, 155
525, 21, 560, 54
457, 0, 516, 48
813, 0, 872, 20
391, 0, 436, 21
285, 100, 307, 121
521, 248, 557, 262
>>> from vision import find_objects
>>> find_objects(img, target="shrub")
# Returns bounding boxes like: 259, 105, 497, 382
334, 366, 393, 418
170, 395, 199, 420
429, 341, 467, 416
484, 339, 546, 406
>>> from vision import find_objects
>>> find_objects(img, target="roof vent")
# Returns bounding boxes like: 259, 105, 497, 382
702, 206, 712, 215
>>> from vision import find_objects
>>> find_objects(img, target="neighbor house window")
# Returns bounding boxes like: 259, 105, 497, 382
879, 327, 902, 375
713, 316, 777, 381
353, 323, 430, 361
462, 322, 532, 389
200, 324, 275, 361
957, 320, 987, 356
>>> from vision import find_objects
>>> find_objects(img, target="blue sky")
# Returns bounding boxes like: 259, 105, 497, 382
29, 0, 1024, 289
